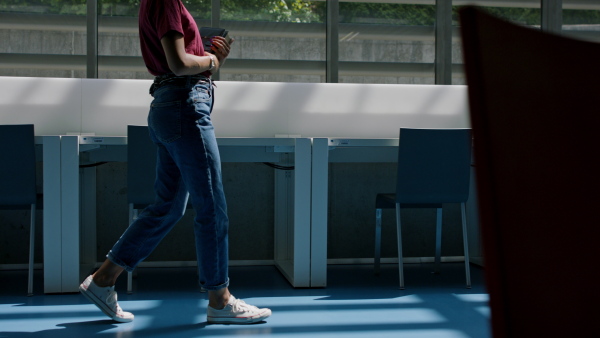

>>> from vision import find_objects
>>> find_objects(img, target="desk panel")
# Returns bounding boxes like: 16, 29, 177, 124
42, 135, 313, 292
42, 136, 62, 293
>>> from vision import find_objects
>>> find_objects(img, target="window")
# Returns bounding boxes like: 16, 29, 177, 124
5, 0, 580, 84
219, 0, 326, 82
338, 1, 436, 84
0, 0, 87, 77
562, 0, 600, 43
452, 0, 542, 85
98, 0, 147, 79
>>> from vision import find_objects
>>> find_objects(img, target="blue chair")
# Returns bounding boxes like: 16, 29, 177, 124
0, 124, 37, 296
126, 125, 158, 293
126, 125, 196, 293
374, 128, 472, 289
127, 125, 159, 217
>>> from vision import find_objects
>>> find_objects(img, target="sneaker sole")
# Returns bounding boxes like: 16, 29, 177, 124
207, 310, 271, 324
79, 284, 133, 323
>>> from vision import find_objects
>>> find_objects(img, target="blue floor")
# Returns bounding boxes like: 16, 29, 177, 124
0, 263, 490, 337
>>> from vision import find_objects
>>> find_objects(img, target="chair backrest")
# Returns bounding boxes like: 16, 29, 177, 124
0, 124, 36, 206
395, 128, 471, 205
127, 125, 158, 207
460, 6, 600, 337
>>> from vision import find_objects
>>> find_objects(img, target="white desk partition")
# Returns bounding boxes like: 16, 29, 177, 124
291, 83, 469, 138
1, 78, 470, 138
0, 77, 82, 135
214, 82, 470, 138
81, 79, 152, 136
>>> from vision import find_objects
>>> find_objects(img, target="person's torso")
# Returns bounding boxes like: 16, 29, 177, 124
138, 0, 204, 76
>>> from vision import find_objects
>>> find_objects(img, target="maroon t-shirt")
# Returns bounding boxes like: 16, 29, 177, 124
138, 0, 205, 76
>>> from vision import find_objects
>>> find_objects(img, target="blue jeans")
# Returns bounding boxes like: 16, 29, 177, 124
108, 75, 229, 291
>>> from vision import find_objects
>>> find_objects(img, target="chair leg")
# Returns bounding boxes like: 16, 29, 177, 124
127, 205, 136, 294
434, 207, 443, 274
27, 203, 36, 296
395, 203, 404, 289
374, 208, 382, 275
461, 203, 472, 289
127, 271, 133, 294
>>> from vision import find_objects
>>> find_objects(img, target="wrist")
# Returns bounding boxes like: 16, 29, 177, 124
208, 54, 216, 72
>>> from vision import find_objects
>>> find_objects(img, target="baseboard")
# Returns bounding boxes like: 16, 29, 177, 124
326, 256, 468, 265
0, 263, 43, 270
0, 257, 472, 271
135, 260, 276, 268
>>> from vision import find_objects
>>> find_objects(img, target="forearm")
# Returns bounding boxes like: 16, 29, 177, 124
161, 32, 218, 76
169, 53, 214, 76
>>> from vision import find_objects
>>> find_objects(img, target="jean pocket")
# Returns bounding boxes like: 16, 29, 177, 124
149, 100, 182, 143
190, 84, 212, 105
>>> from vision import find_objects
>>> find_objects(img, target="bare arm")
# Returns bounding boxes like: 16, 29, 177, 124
160, 31, 219, 76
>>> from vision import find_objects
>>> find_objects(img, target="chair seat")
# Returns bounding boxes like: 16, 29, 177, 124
376, 193, 443, 209
375, 193, 396, 209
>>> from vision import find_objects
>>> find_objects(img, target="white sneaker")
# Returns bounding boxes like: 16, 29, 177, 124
207, 295, 271, 324
79, 275, 134, 323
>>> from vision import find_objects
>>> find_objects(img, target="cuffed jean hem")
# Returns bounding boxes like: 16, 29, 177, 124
201, 278, 230, 291
106, 251, 136, 273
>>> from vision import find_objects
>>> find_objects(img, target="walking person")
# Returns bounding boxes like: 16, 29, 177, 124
79, 0, 271, 325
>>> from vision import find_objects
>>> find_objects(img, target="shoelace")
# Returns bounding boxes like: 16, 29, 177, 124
105, 290, 124, 312
105, 290, 128, 316
230, 298, 259, 313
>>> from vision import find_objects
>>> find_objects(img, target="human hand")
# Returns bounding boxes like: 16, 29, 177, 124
210, 36, 234, 62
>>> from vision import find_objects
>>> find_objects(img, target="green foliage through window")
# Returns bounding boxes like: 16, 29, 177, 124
221, 1, 325, 23
1, 0, 598, 27
452, 6, 541, 26
339, 3, 434, 26
564, 9, 600, 25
